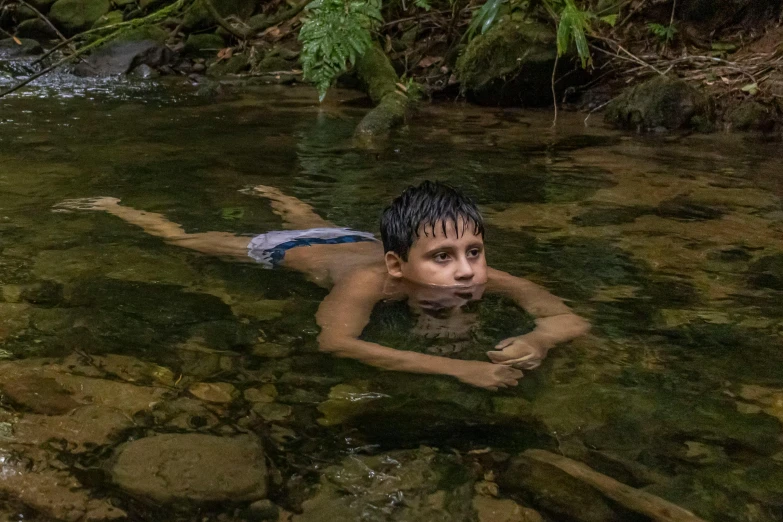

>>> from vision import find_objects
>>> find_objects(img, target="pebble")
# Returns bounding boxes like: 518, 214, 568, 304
188, 382, 237, 403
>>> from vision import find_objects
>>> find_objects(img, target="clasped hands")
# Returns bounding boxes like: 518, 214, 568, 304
486, 335, 549, 370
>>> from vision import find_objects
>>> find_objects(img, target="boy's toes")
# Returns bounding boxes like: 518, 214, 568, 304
52, 197, 119, 212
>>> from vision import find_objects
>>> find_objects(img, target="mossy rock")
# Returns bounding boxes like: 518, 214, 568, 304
183, 33, 224, 55
27, 0, 58, 11
0, 38, 43, 58
727, 100, 777, 132
604, 76, 714, 132
16, 19, 59, 39
115, 25, 168, 44
49, 0, 111, 34
182, 0, 256, 31
91, 9, 123, 28
455, 18, 575, 106
207, 53, 249, 76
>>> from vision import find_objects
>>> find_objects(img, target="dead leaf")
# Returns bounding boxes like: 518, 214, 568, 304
12, 36, 21, 45
216, 47, 233, 61
417, 55, 442, 68
395, 82, 408, 93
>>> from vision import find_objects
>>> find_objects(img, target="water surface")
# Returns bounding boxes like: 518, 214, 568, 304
1, 81, 782, 521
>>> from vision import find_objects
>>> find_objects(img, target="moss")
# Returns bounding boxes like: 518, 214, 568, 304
455, 18, 564, 106
727, 100, 777, 132
183, 33, 224, 55
49, 0, 111, 35
353, 43, 412, 139
92, 10, 124, 29
354, 43, 399, 104
604, 76, 714, 132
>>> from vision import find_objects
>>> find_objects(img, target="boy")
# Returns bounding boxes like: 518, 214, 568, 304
56, 182, 589, 390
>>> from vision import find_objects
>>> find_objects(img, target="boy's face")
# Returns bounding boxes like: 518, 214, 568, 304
385, 219, 488, 287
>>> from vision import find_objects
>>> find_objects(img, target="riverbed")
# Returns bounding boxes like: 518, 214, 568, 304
1, 78, 782, 521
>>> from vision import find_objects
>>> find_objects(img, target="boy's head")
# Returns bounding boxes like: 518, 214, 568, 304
380, 181, 487, 287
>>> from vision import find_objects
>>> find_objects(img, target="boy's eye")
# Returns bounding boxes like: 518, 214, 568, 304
433, 252, 450, 262
467, 248, 481, 258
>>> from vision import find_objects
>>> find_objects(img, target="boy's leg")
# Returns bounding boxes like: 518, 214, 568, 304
54, 197, 251, 259
242, 185, 334, 230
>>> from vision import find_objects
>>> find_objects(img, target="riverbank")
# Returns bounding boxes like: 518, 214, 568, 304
0, 0, 781, 138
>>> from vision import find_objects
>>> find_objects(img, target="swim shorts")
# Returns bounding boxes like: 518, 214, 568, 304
247, 227, 378, 269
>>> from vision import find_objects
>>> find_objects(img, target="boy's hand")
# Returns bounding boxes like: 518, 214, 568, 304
453, 361, 523, 391
487, 337, 548, 370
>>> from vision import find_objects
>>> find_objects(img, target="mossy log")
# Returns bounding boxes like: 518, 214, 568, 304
523, 449, 708, 522
353, 43, 411, 140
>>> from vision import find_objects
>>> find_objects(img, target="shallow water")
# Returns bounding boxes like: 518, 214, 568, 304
1, 79, 783, 521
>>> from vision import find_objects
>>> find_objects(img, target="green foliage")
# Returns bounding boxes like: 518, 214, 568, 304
555, 0, 592, 67
648, 22, 677, 43
414, 0, 431, 10
299, 0, 383, 101
465, 0, 507, 40
465, 0, 595, 68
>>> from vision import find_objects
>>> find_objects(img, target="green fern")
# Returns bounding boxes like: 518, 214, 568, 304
299, 0, 383, 101
556, 0, 593, 67
648, 22, 677, 43
465, 0, 595, 68
466, 0, 507, 40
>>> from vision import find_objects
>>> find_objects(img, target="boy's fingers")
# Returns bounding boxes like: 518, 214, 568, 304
494, 339, 514, 350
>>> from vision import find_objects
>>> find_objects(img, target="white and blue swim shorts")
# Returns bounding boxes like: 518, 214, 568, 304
247, 227, 378, 269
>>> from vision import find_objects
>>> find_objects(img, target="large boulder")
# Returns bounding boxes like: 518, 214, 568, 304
604, 75, 713, 132
111, 434, 268, 503
455, 17, 578, 106
49, 0, 110, 35
72, 40, 174, 76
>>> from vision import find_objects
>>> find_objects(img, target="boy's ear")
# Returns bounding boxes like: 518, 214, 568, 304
384, 251, 404, 278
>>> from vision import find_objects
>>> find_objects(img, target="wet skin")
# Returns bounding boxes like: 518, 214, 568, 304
55, 197, 589, 390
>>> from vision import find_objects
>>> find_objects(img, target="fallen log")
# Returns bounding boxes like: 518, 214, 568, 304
523, 449, 708, 522
353, 42, 412, 141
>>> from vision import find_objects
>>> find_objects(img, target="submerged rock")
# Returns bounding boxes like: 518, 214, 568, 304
111, 433, 268, 503
604, 76, 713, 132
293, 447, 474, 521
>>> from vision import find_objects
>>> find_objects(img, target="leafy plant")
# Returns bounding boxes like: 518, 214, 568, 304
555, 0, 593, 67
465, 0, 508, 40
648, 22, 677, 43
464, 0, 596, 68
299, 0, 383, 101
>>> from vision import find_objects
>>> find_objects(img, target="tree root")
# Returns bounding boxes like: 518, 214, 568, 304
201, 0, 308, 40
353, 43, 412, 141
523, 449, 708, 522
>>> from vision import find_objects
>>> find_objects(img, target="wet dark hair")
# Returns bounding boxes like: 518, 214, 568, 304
380, 181, 484, 260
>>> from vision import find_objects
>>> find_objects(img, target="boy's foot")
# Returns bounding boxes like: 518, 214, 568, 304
239, 184, 333, 229
53, 197, 120, 212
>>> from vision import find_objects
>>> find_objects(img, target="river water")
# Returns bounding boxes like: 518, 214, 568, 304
1, 78, 782, 521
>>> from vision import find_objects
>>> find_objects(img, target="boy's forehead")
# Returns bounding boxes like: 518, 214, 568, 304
415, 218, 482, 239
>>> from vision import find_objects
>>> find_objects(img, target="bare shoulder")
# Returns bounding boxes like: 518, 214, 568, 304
333, 263, 388, 291
486, 267, 538, 288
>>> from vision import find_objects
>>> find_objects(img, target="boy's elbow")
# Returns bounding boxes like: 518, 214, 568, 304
570, 315, 591, 337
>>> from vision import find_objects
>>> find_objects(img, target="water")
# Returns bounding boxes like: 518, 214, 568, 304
1, 79, 782, 521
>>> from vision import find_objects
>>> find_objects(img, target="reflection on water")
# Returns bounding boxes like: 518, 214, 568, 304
1, 84, 782, 521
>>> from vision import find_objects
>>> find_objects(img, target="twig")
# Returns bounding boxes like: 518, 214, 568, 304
201, 0, 247, 39
16, 0, 70, 46
32, 0, 189, 66
551, 52, 559, 127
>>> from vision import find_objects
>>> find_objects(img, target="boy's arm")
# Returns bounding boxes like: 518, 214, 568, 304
316, 270, 522, 390
485, 268, 591, 369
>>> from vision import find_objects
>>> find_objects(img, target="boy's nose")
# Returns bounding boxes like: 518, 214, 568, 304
455, 257, 474, 281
